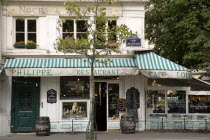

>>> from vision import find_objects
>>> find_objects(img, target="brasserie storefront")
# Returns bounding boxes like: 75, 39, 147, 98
3, 50, 210, 133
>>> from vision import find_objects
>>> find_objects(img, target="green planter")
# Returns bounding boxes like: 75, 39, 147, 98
26, 45, 37, 49
14, 44, 25, 48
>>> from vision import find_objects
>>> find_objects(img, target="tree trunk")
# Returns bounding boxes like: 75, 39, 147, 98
90, 59, 95, 140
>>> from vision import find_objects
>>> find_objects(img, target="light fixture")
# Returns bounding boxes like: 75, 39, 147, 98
63, 94, 66, 97
116, 77, 120, 80
153, 80, 157, 83
77, 78, 80, 81
36, 83, 38, 87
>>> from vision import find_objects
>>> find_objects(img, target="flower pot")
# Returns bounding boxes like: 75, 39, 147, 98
26, 45, 36, 49
14, 44, 25, 48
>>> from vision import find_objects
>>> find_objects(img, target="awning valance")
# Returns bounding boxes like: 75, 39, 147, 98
4, 58, 139, 76
135, 51, 192, 79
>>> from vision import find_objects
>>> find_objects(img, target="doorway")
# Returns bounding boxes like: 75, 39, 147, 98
95, 82, 107, 131
11, 77, 40, 132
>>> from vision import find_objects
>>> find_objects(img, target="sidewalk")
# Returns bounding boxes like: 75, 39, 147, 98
1, 131, 210, 140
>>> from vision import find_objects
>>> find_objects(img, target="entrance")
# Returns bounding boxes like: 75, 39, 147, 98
11, 77, 40, 132
95, 82, 107, 131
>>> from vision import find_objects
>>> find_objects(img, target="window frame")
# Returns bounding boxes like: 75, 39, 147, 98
14, 18, 37, 45
146, 87, 189, 114
61, 19, 88, 39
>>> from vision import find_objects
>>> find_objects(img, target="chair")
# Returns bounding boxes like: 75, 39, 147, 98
172, 114, 182, 131
149, 114, 160, 130
185, 115, 194, 131
197, 115, 206, 131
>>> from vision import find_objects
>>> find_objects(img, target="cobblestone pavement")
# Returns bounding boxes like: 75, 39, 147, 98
1, 131, 210, 140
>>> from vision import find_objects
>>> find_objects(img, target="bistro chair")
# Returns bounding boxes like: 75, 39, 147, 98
172, 115, 182, 131
197, 115, 206, 131
158, 114, 168, 132
185, 115, 194, 131
149, 114, 160, 130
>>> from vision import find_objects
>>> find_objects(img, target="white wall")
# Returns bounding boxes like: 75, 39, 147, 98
0, 77, 12, 136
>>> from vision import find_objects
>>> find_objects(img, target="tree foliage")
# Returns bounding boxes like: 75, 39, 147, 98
54, 0, 134, 139
145, 0, 210, 72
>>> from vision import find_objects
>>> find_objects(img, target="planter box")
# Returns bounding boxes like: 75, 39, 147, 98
26, 45, 37, 49
14, 44, 25, 48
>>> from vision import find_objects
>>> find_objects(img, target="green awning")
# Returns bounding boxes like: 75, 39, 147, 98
5, 58, 137, 68
135, 51, 192, 79
4, 58, 139, 76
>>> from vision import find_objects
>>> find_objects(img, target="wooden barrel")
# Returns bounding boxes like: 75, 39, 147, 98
120, 115, 136, 134
35, 117, 50, 136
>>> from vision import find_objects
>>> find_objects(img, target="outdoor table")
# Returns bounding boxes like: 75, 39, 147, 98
159, 117, 167, 132
181, 116, 188, 132
70, 119, 75, 135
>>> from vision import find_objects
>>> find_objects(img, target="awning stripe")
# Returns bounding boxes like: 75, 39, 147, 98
4, 58, 138, 68
135, 51, 190, 71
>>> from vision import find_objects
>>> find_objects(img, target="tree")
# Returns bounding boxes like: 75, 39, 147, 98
54, 0, 134, 139
145, 0, 210, 72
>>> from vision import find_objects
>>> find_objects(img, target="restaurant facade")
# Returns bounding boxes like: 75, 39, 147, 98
0, 0, 210, 136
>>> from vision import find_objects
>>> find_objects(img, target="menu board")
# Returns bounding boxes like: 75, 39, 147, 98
117, 98, 126, 112
47, 89, 57, 103
126, 87, 140, 120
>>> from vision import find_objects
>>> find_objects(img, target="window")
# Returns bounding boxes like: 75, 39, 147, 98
16, 19, 36, 43
62, 102, 87, 119
167, 90, 186, 113
147, 90, 187, 114
108, 83, 119, 118
147, 91, 165, 113
96, 20, 117, 49
62, 20, 87, 39
60, 76, 89, 100
189, 95, 210, 113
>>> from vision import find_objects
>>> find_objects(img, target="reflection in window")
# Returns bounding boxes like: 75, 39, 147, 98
167, 90, 186, 113
62, 102, 87, 119
189, 95, 210, 113
60, 76, 89, 99
147, 91, 165, 113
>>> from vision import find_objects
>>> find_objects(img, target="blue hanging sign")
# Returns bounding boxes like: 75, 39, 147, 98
126, 36, 141, 47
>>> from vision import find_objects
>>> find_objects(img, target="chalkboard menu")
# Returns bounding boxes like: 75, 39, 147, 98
117, 98, 126, 112
189, 95, 210, 113
47, 89, 57, 103
126, 87, 140, 120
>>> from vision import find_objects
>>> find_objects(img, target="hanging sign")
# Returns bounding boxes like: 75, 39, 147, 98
47, 89, 57, 103
126, 36, 141, 47
117, 98, 126, 112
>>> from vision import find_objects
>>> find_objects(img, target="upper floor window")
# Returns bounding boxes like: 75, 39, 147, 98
62, 20, 87, 39
16, 19, 36, 44
96, 20, 117, 49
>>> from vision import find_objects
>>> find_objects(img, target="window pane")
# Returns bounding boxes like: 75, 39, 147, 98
147, 91, 165, 113
77, 20, 87, 32
167, 90, 186, 113
108, 20, 116, 29
77, 33, 87, 39
189, 95, 210, 113
63, 33, 74, 39
16, 19, 24, 32
28, 20, 36, 32
62, 102, 87, 119
63, 20, 74, 32
108, 84, 119, 117
16, 33, 25, 42
28, 33, 36, 42
60, 76, 89, 100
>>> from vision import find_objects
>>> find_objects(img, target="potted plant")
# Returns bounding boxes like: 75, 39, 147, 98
14, 41, 25, 48
26, 40, 37, 49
